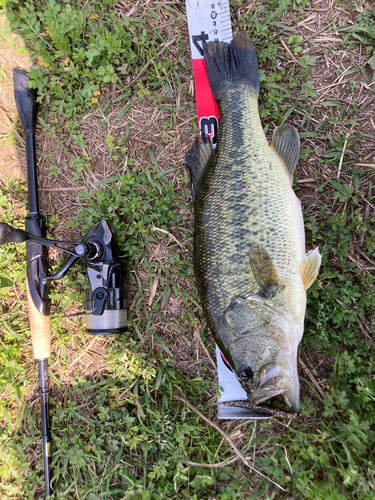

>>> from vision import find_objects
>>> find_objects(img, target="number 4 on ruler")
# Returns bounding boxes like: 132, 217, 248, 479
192, 31, 209, 57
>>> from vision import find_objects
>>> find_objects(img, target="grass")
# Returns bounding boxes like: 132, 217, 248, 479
0, 0, 375, 499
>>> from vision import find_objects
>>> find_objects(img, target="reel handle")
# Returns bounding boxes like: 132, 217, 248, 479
0, 222, 28, 244
0, 222, 102, 260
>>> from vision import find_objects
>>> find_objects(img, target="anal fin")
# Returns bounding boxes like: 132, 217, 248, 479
301, 248, 321, 290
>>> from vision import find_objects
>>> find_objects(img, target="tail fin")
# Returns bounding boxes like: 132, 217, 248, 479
203, 32, 259, 101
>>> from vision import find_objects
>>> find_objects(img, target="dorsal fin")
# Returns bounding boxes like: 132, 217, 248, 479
270, 124, 300, 180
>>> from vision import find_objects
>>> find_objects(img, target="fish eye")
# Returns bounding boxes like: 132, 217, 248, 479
240, 367, 254, 380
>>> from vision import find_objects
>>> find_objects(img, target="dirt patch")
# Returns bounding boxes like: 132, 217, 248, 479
0, 14, 31, 182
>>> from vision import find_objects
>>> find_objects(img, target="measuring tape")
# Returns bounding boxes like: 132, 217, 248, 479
186, 0, 232, 146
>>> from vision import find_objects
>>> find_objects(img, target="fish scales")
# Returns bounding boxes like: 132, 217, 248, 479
187, 33, 321, 411
195, 85, 306, 352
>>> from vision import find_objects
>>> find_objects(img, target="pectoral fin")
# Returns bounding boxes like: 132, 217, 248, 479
186, 138, 214, 202
270, 124, 300, 180
301, 248, 321, 290
249, 244, 280, 299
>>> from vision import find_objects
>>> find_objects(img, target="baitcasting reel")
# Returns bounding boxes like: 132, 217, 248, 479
0, 220, 127, 335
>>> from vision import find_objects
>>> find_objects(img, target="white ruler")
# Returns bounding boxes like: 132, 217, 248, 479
185, 0, 232, 146
186, 0, 232, 59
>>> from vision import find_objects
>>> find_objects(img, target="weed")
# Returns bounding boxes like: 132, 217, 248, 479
0, 128, 16, 147
47, 163, 62, 178
5, 0, 180, 119
69, 155, 91, 183
70, 166, 183, 263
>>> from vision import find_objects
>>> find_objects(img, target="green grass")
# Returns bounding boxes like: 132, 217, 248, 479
0, 0, 375, 499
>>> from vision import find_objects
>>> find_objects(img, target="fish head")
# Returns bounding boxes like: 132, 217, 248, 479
222, 296, 300, 412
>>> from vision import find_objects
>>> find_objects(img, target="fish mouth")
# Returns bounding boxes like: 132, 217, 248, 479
249, 369, 290, 405
248, 362, 300, 412
280, 367, 300, 412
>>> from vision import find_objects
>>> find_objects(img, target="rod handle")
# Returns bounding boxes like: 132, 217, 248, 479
13, 68, 37, 134
27, 281, 51, 359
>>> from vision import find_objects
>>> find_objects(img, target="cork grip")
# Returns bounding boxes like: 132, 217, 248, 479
26, 281, 51, 359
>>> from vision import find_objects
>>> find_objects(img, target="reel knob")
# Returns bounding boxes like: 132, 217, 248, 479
0, 222, 28, 245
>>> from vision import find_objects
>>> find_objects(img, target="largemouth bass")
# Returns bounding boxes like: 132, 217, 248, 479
186, 33, 321, 412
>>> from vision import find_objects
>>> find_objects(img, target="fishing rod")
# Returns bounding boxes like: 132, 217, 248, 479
0, 69, 128, 497
12, 68, 52, 496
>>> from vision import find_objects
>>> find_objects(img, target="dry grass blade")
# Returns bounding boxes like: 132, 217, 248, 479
39, 186, 88, 192
358, 192, 375, 212
0, 108, 25, 146
298, 358, 325, 399
174, 394, 286, 492
134, 397, 145, 418
359, 182, 372, 245
148, 277, 159, 307
152, 226, 185, 249
337, 138, 348, 179
298, 178, 315, 183
181, 455, 239, 468
66, 338, 98, 371
195, 326, 217, 371
303, 24, 332, 42
280, 37, 298, 63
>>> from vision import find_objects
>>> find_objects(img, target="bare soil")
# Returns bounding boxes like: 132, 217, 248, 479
0, 16, 30, 183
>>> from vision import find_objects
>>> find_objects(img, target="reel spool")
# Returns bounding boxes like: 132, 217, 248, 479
85, 264, 127, 335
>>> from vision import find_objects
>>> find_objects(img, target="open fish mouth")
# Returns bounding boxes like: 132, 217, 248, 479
247, 361, 300, 412
249, 375, 291, 405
